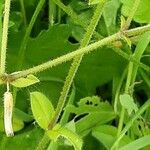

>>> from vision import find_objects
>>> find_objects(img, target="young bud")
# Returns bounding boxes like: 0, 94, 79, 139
4, 91, 14, 137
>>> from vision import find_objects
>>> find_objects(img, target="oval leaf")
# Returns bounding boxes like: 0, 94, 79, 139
11, 74, 40, 88
30, 92, 55, 130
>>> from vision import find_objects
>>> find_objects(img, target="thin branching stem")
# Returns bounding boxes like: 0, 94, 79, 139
4, 24, 150, 82
48, 1, 107, 129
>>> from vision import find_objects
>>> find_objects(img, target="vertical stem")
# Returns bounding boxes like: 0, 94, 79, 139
49, 0, 56, 26
0, 0, 3, 56
123, 0, 141, 30
114, 68, 127, 114
19, 0, 27, 27
116, 62, 134, 149
0, 0, 11, 74
48, 1, 107, 129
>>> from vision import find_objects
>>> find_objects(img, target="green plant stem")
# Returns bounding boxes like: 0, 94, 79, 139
123, 0, 141, 30
49, 0, 56, 26
125, 24, 150, 37
36, 133, 50, 150
0, 25, 148, 82
115, 31, 150, 149
0, 0, 11, 74
114, 68, 127, 114
111, 99, 150, 150
0, 0, 3, 56
48, 1, 106, 129
116, 61, 134, 149
139, 69, 150, 88
52, 0, 103, 40
52, 0, 86, 28
60, 86, 76, 125
19, 0, 27, 27
4, 24, 150, 82
17, 0, 46, 69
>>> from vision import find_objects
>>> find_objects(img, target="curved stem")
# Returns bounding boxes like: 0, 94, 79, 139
48, 1, 107, 129
17, 0, 46, 69
0, 0, 11, 74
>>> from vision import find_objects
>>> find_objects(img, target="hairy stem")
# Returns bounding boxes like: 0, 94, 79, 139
0, 0, 3, 56
52, 0, 103, 40
17, 0, 46, 69
4, 24, 150, 82
0, 0, 11, 74
48, 1, 106, 129
49, 0, 56, 26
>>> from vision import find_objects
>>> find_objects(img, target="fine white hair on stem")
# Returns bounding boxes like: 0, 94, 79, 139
4, 91, 14, 137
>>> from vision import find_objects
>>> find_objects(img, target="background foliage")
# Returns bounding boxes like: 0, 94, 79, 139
0, 0, 150, 150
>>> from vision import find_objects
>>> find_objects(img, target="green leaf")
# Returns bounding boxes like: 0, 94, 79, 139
120, 94, 138, 115
11, 74, 40, 88
65, 96, 116, 136
30, 92, 55, 130
92, 125, 131, 149
47, 124, 83, 150
0, 126, 43, 149
119, 135, 150, 150
103, 0, 121, 34
121, 0, 150, 23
